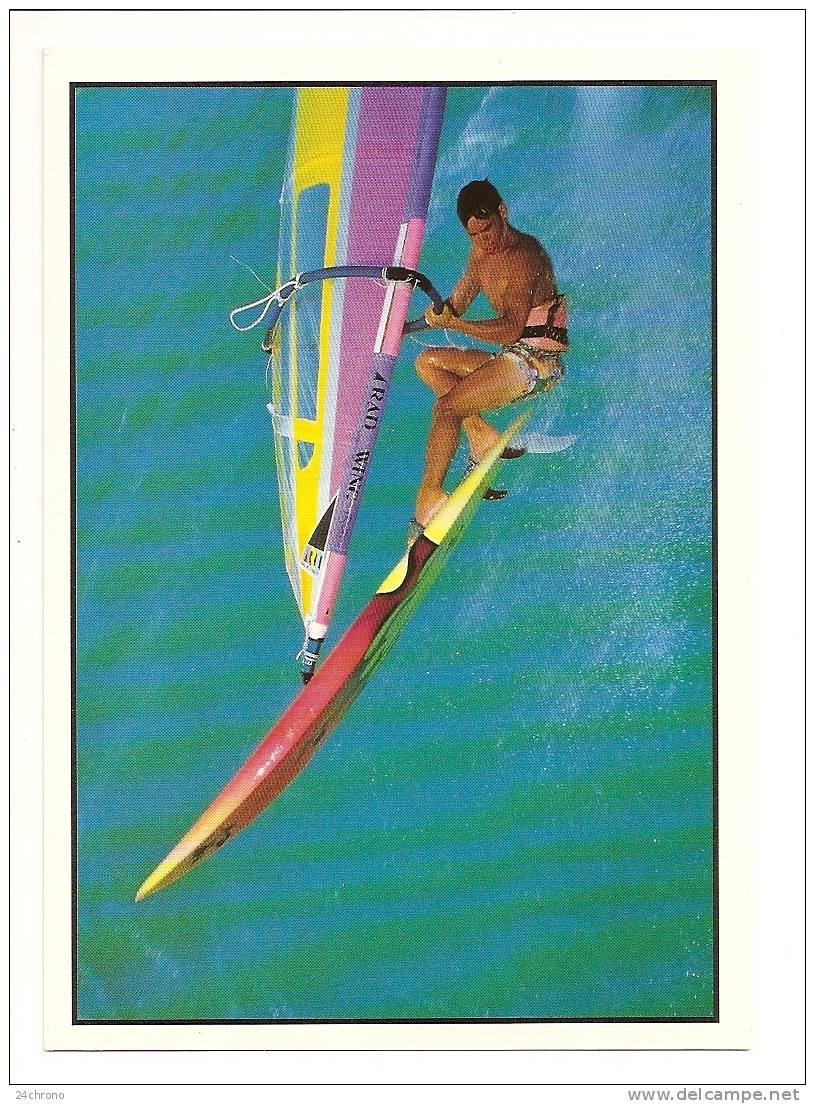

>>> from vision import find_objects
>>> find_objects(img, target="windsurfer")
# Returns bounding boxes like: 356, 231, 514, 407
408, 179, 567, 546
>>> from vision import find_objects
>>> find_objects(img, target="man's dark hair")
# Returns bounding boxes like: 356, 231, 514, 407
456, 179, 504, 227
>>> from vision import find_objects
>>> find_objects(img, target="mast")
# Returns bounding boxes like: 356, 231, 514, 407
299, 86, 445, 678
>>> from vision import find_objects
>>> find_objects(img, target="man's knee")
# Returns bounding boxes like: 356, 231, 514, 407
436, 392, 466, 419
416, 347, 444, 381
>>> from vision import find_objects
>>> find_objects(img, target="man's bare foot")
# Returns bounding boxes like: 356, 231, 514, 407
464, 454, 506, 500
415, 492, 448, 530
407, 494, 449, 551
465, 444, 526, 499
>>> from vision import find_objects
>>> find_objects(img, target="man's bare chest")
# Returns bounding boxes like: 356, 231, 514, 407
474, 255, 517, 307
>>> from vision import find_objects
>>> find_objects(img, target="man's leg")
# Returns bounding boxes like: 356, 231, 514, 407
415, 406, 464, 526
414, 353, 531, 526
416, 348, 502, 459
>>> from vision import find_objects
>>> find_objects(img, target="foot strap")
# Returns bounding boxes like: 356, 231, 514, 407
405, 517, 425, 550
465, 455, 508, 500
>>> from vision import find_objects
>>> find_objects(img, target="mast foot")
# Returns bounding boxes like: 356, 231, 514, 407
298, 635, 323, 682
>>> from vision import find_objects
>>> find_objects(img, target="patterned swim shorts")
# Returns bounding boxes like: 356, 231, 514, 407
502, 342, 565, 397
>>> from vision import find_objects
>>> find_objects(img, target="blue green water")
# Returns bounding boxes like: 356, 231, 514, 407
75, 83, 713, 1021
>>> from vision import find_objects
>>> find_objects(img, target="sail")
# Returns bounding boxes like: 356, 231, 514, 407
268, 86, 445, 657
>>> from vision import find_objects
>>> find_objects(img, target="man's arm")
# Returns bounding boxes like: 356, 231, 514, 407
446, 255, 481, 317
438, 251, 538, 345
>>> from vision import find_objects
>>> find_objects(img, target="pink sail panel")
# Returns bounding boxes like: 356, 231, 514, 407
329, 87, 426, 494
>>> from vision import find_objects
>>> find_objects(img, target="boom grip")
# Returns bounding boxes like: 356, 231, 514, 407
402, 317, 431, 335
384, 267, 445, 313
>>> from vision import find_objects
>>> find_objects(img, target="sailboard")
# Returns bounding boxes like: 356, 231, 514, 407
231, 86, 446, 680
135, 412, 530, 901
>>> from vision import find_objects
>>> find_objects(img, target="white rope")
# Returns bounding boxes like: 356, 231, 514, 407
264, 351, 274, 397
229, 276, 301, 333
229, 255, 274, 293
229, 291, 275, 332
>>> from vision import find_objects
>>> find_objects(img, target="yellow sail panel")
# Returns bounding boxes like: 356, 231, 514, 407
272, 88, 352, 620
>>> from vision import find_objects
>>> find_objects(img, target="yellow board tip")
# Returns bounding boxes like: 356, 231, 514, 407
134, 877, 155, 903
134, 861, 171, 902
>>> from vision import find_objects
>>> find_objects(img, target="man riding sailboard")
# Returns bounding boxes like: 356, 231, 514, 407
137, 163, 576, 900
407, 179, 568, 547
